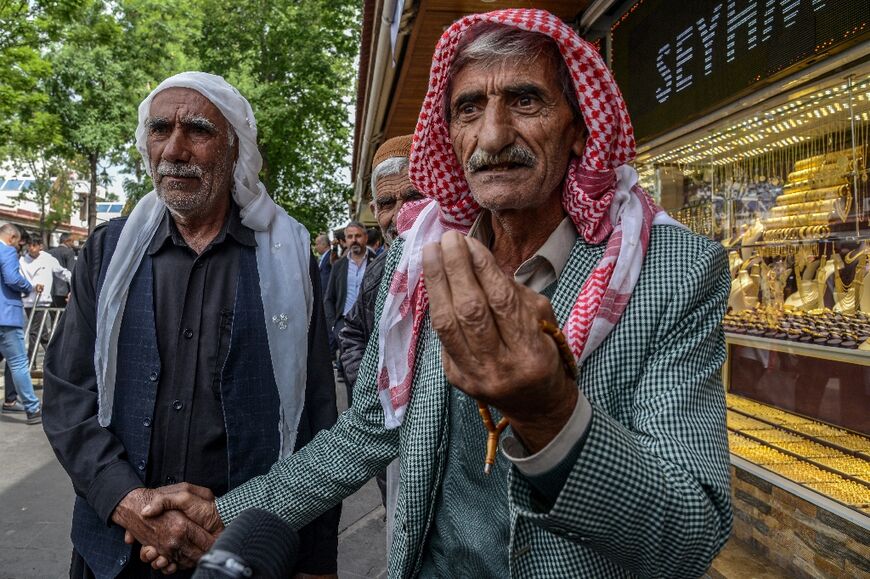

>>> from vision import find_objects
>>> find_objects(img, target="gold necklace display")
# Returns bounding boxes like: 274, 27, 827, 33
786, 252, 821, 311
729, 256, 761, 313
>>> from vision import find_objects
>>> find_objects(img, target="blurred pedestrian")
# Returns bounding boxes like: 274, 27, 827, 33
367, 227, 384, 255
314, 233, 332, 297
2, 234, 71, 404
0, 223, 42, 424
48, 232, 77, 307
330, 227, 345, 265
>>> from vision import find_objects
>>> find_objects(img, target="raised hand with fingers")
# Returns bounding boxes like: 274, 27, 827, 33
421, 231, 579, 457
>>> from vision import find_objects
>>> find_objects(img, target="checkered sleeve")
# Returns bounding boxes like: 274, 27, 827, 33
508, 240, 733, 578
215, 244, 404, 527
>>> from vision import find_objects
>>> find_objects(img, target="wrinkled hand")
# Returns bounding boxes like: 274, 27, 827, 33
34, 283, 44, 294
112, 486, 218, 573
422, 231, 578, 453
136, 483, 224, 573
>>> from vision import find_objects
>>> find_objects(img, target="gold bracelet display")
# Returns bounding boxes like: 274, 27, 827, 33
770, 198, 839, 217
763, 225, 830, 241
777, 184, 848, 207
477, 320, 578, 475
793, 148, 861, 172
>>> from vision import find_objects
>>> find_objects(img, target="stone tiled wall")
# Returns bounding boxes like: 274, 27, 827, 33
730, 465, 870, 578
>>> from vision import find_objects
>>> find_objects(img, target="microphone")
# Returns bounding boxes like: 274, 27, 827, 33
192, 508, 299, 579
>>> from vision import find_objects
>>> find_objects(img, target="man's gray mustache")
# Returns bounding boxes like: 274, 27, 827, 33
156, 160, 203, 179
465, 146, 536, 173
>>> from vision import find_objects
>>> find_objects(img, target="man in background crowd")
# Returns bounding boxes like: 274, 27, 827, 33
330, 227, 345, 265
5, 234, 72, 403
48, 232, 77, 307
339, 134, 419, 524
366, 227, 384, 256
314, 233, 332, 298
339, 135, 418, 391
0, 223, 42, 424
324, 221, 372, 395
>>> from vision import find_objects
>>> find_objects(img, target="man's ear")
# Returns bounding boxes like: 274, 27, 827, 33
571, 128, 587, 158
369, 200, 376, 216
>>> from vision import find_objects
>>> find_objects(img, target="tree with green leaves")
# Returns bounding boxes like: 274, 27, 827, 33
1, 0, 85, 241
44, 1, 136, 232
196, 0, 361, 236
6, 0, 361, 238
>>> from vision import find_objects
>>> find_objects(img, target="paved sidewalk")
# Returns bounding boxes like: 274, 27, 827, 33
0, 376, 387, 579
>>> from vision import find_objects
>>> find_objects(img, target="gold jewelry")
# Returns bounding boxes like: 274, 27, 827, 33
845, 242, 869, 264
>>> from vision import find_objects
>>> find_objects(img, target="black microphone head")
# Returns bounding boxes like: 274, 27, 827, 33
206, 508, 299, 579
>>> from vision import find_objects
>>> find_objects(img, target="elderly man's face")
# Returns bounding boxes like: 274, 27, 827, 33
448, 53, 585, 212
371, 166, 423, 245
146, 87, 237, 219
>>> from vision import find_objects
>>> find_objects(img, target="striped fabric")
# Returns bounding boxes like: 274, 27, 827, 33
217, 224, 733, 578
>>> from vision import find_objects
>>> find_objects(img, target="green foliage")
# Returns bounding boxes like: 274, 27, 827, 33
2, 0, 361, 237
196, 0, 361, 235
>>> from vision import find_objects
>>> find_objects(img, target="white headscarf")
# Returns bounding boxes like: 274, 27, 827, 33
95, 72, 313, 458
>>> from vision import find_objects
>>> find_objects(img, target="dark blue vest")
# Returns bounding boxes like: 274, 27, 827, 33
71, 219, 281, 579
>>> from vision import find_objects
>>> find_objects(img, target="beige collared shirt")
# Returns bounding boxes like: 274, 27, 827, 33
467, 212, 578, 292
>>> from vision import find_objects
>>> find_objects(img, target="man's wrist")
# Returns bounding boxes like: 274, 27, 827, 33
507, 375, 579, 454
112, 488, 149, 527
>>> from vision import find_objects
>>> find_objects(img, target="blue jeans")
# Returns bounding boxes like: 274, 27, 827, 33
0, 326, 39, 413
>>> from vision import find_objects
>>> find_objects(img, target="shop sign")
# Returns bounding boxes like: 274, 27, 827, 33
611, 0, 870, 143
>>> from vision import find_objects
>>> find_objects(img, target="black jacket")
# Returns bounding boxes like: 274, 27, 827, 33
339, 250, 387, 387
324, 250, 374, 331
48, 244, 76, 297
43, 216, 340, 576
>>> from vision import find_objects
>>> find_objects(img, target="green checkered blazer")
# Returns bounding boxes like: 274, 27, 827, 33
218, 224, 733, 578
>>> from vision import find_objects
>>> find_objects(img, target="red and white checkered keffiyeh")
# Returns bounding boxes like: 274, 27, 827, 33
375, 9, 678, 428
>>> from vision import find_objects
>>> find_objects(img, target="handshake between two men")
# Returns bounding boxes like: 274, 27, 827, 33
112, 483, 223, 574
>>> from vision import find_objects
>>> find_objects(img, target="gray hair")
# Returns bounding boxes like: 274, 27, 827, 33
0, 223, 20, 238
371, 156, 409, 193
447, 23, 582, 123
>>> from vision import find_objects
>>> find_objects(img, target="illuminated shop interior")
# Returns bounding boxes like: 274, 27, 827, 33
636, 65, 870, 516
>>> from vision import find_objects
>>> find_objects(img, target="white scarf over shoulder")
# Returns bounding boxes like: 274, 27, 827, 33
95, 72, 313, 458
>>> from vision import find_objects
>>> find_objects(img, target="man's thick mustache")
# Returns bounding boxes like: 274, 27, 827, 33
465, 145, 537, 173
156, 160, 204, 179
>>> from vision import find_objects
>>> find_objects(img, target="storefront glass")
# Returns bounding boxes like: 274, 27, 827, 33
636, 69, 870, 516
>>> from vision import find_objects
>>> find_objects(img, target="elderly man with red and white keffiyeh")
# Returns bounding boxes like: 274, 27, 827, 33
139, 10, 733, 577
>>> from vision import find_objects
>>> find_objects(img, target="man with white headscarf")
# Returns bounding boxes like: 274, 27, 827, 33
42, 72, 340, 579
